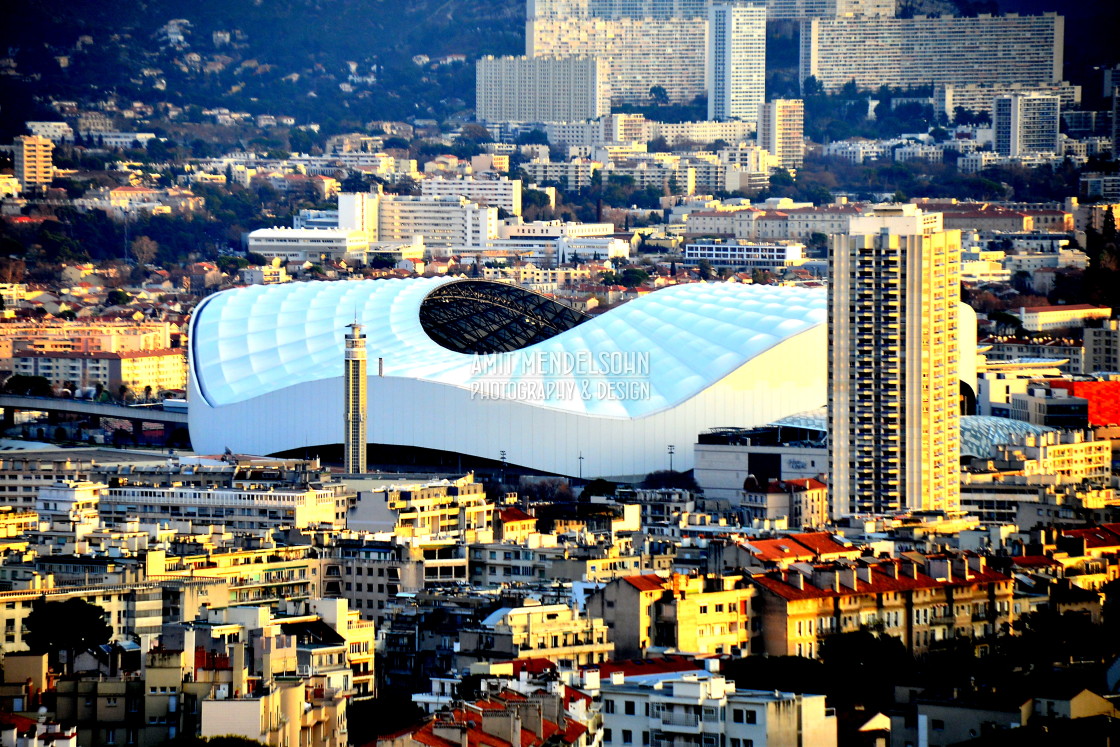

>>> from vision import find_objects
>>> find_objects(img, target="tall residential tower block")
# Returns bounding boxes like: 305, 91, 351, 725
344, 322, 368, 474
707, 1, 767, 125
828, 205, 961, 516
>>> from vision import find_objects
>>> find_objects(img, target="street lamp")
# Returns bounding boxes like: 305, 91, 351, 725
500, 450, 507, 484
578, 452, 584, 481
667, 444, 675, 472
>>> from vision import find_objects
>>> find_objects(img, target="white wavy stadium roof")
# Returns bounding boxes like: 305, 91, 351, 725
191, 278, 827, 418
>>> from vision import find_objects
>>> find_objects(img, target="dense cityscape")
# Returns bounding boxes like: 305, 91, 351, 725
0, 0, 1118, 745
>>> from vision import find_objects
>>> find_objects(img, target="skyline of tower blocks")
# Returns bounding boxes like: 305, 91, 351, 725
828, 205, 961, 517
344, 322, 368, 475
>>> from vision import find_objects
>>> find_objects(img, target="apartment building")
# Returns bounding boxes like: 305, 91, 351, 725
347, 473, 493, 538
599, 673, 836, 747
587, 573, 755, 658
800, 13, 1064, 93
751, 556, 1014, 658
377, 195, 499, 246
828, 205, 961, 515
12, 349, 187, 395
764, 0, 894, 19
707, 2, 767, 125
522, 160, 601, 190
527, 0, 708, 105
984, 430, 1111, 483
935, 81, 1081, 120
683, 240, 806, 271
757, 99, 805, 170
457, 602, 614, 669
994, 94, 1061, 157
1012, 304, 1111, 332
1082, 321, 1120, 375
323, 538, 468, 625
420, 176, 523, 216
476, 55, 611, 123
13, 135, 53, 193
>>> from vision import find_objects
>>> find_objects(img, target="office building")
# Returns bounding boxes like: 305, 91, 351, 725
800, 13, 1064, 93
476, 55, 610, 123
994, 94, 1061, 156
707, 2, 767, 125
344, 322, 368, 475
527, 0, 709, 105
13, 135, 53, 193
757, 99, 805, 169
828, 205, 961, 516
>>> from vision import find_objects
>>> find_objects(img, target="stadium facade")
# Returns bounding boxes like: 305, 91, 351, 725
188, 279, 830, 479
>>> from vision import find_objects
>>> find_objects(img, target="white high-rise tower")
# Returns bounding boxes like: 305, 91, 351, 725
344, 322, 368, 474
707, 0, 767, 125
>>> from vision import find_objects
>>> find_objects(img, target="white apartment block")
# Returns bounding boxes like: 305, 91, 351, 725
377, 195, 498, 246
599, 674, 836, 747
684, 240, 806, 270
994, 94, 1061, 157
93, 132, 157, 149
829, 205, 961, 516
935, 81, 1080, 119
824, 140, 888, 164
25, 121, 74, 142
649, 120, 753, 146
757, 99, 804, 170
708, 2, 767, 125
420, 176, 523, 216
476, 55, 610, 123
800, 13, 1064, 93
528, 0, 708, 105
523, 160, 601, 190
764, 0, 893, 19
98, 482, 348, 530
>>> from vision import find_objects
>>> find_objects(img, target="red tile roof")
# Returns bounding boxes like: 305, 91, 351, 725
500, 507, 535, 523
589, 654, 705, 678
752, 560, 1011, 601
622, 574, 667, 592
1062, 524, 1120, 549
1011, 555, 1061, 568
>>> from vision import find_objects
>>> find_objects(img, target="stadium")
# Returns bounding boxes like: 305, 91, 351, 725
188, 278, 833, 479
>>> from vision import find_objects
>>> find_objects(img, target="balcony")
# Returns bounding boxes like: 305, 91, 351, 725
660, 712, 701, 731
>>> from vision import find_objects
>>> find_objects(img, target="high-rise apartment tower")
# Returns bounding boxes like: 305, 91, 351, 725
757, 99, 805, 169
828, 205, 961, 516
13, 135, 53, 193
707, 1, 767, 125
993, 93, 1061, 156
344, 322, 368, 474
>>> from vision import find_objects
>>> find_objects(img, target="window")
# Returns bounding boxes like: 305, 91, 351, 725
622, 731, 632, 744
604, 730, 613, 743
625, 701, 635, 716
743, 710, 757, 725
932, 720, 945, 731
733, 709, 744, 723
604, 699, 615, 714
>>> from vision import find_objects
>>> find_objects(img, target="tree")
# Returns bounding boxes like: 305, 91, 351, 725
106, 289, 131, 306
25, 598, 112, 673
131, 236, 158, 265
2, 375, 53, 397
649, 86, 670, 106
697, 260, 713, 281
